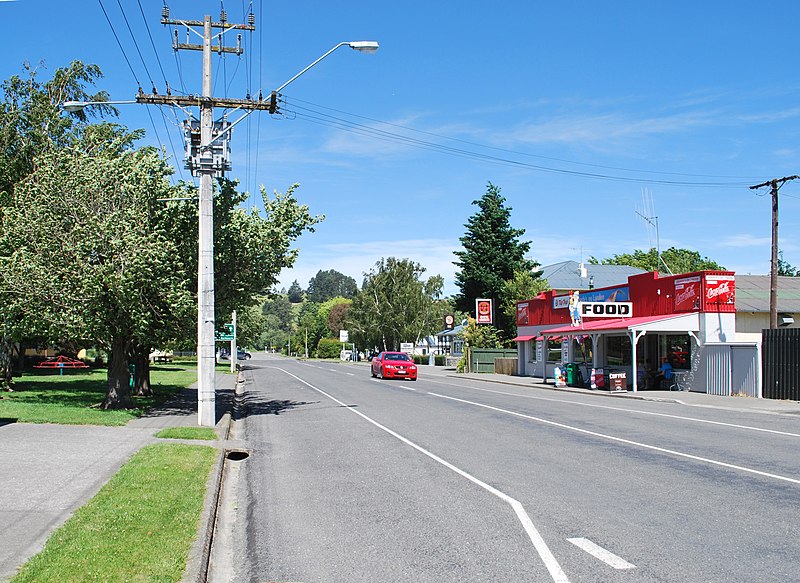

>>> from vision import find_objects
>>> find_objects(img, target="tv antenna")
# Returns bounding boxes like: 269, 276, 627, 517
636, 189, 672, 274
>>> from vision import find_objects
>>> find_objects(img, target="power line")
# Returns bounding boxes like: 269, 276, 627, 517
280, 100, 752, 188
283, 96, 758, 185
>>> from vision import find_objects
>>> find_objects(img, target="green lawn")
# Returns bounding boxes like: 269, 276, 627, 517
0, 360, 226, 425
11, 442, 216, 583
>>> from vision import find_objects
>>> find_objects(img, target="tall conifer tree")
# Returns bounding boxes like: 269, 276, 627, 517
453, 182, 535, 339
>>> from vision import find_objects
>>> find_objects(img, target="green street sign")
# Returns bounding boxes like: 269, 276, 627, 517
214, 323, 235, 342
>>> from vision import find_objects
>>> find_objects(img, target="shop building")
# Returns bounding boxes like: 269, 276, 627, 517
513, 270, 761, 396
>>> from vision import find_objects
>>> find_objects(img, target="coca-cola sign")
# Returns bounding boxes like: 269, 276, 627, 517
674, 276, 701, 312
704, 274, 735, 306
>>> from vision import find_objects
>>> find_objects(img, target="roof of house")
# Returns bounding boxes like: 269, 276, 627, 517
541, 261, 646, 292
735, 275, 800, 313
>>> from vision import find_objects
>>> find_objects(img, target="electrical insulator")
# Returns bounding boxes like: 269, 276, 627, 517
162, 5, 169, 20
220, 9, 227, 22
248, 12, 255, 26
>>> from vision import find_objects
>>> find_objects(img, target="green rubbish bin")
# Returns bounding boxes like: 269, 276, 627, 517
566, 363, 583, 387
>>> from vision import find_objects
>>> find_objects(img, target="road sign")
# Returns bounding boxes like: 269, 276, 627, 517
215, 323, 235, 341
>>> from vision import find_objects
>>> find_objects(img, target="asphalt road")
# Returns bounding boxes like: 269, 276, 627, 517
215, 354, 800, 582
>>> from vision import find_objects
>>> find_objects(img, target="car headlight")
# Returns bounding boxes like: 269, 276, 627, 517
385, 364, 396, 370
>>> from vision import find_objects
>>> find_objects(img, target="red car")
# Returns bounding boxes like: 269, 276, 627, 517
370, 351, 418, 381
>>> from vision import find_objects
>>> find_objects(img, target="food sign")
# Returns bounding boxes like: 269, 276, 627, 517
476, 298, 493, 324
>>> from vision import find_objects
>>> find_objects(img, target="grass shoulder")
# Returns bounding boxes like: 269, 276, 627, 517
11, 442, 216, 583
0, 359, 217, 425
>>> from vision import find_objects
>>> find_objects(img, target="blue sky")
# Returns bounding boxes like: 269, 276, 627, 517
4, 1, 800, 296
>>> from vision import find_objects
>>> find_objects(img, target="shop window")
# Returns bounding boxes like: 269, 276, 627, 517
546, 339, 561, 362
606, 335, 632, 366
662, 334, 691, 370
572, 336, 593, 364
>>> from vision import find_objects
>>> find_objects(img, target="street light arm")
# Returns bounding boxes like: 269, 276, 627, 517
274, 40, 379, 94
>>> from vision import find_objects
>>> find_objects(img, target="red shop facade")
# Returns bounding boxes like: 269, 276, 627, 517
513, 270, 760, 396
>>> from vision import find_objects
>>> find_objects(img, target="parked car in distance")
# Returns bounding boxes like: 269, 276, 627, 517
370, 351, 417, 381
219, 348, 251, 361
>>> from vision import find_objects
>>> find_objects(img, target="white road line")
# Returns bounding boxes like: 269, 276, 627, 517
269, 367, 570, 583
567, 538, 635, 570
429, 392, 800, 486
426, 379, 800, 439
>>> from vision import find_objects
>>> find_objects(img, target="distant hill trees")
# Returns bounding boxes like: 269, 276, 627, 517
307, 269, 358, 302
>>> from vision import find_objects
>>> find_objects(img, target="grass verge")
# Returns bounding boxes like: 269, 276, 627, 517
0, 360, 228, 425
11, 442, 216, 583
156, 426, 218, 440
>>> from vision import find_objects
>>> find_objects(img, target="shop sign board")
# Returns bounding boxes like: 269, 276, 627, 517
609, 371, 627, 392
704, 274, 735, 307
444, 314, 455, 330
536, 338, 543, 362
674, 275, 702, 312
516, 302, 529, 326
400, 342, 414, 353
579, 302, 633, 318
553, 286, 630, 309
339, 330, 349, 343
476, 298, 493, 324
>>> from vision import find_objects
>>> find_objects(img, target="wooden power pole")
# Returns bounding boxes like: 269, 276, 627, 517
749, 175, 799, 329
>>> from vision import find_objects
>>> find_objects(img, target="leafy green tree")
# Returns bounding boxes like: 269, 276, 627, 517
1, 135, 192, 408
287, 280, 304, 303
453, 182, 535, 339
590, 247, 724, 274
778, 251, 799, 277
348, 258, 444, 351
0, 60, 116, 388
500, 269, 550, 328
307, 269, 358, 302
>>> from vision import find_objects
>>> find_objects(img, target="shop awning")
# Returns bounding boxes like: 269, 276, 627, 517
539, 313, 700, 336
512, 335, 535, 342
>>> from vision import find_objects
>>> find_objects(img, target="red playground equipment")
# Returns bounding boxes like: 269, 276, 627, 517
33, 356, 89, 374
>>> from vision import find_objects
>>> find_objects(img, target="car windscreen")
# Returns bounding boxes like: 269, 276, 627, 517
385, 353, 411, 361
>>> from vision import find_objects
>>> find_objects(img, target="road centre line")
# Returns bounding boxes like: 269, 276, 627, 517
269, 366, 570, 583
425, 379, 800, 439
566, 538, 636, 570
428, 392, 800, 486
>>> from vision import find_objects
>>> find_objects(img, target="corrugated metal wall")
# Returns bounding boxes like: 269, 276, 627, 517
731, 346, 759, 398
762, 329, 800, 400
705, 346, 731, 396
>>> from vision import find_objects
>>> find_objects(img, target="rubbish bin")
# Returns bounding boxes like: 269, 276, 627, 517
566, 363, 583, 387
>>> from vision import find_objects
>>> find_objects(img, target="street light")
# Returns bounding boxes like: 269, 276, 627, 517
61, 37, 378, 425
274, 40, 379, 93
62, 100, 137, 113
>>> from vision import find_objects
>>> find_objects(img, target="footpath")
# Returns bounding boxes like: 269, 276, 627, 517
449, 369, 800, 415
0, 372, 237, 583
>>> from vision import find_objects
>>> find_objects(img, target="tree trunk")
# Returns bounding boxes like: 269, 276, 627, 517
132, 344, 152, 397
0, 333, 15, 391
103, 336, 134, 409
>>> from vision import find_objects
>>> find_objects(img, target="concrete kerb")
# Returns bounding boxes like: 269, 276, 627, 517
182, 372, 241, 583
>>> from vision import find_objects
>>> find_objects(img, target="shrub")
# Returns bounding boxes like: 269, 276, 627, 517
316, 338, 341, 359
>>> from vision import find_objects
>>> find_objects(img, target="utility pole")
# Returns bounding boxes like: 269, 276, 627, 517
138, 8, 277, 426
750, 175, 799, 329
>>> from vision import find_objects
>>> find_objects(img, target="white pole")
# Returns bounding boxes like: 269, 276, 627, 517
197, 15, 216, 427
